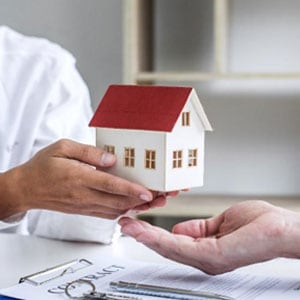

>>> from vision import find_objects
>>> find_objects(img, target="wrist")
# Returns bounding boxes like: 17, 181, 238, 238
280, 209, 300, 259
0, 167, 27, 220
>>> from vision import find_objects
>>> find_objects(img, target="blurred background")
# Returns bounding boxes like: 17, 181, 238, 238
1, 0, 300, 225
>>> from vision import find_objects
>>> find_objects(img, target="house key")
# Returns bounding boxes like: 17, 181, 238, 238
65, 279, 141, 300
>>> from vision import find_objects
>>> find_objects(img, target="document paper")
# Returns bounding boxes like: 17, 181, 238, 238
1, 255, 300, 300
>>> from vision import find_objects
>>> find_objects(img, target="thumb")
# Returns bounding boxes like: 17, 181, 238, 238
49, 139, 117, 168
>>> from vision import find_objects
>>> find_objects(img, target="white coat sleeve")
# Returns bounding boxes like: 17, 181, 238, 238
26, 54, 119, 244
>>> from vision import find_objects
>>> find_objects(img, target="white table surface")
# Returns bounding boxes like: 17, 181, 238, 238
0, 233, 166, 289
2, 233, 300, 300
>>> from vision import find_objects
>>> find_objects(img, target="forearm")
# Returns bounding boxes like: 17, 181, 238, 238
0, 167, 27, 220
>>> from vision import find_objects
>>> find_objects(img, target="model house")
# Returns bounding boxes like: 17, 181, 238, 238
89, 85, 212, 191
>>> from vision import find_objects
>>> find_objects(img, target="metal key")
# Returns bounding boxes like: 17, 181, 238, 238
65, 279, 141, 300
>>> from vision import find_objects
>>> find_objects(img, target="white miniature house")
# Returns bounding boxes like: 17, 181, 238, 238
89, 85, 212, 191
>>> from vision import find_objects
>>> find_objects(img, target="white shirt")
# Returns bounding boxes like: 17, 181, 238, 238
0, 26, 117, 243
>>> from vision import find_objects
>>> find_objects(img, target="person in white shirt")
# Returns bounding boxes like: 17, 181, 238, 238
0, 26, 167, 243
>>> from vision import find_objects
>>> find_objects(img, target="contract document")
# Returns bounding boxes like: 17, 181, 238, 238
1, 254, 300, 300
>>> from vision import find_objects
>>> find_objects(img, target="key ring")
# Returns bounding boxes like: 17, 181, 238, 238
65, 279, 96, 299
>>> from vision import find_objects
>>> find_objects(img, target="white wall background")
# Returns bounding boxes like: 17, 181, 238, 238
0, 0, 123, 109
154, 0, 300, 197
1, 0, 300, 198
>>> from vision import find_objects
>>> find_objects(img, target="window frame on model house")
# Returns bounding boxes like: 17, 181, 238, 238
181, 111, 190, 126
124, 147, 135, 167
172, 150, 183, 168
188, 148, 198, 167
104, 145, 115, 155
145, 149, 156, 169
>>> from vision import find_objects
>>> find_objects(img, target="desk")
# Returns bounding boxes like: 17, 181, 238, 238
0, 233, 165, 289
2, 233, 300, 300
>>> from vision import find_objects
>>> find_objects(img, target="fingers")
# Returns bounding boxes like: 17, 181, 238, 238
172, 213, 225, 238
132, 195, 168, 211
166, 191, 180, 197
51, 140, 153, 202
87, 169, 153, 202
40, 184, 146, 220
49, 139, 117, 168
119, 218, 224, 274
63, 168, 154, 214
48, 201, 124, 220
121, 217, 275, 274
119, 217, 153, 235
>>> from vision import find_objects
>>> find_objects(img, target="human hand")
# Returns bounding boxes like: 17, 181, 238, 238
119, 200, 300, 274
0, 139, 165, 220
132, 190, 181, 212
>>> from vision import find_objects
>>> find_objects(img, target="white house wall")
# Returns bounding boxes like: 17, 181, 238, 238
165, 97, 205, 191
96, 128, 166, 190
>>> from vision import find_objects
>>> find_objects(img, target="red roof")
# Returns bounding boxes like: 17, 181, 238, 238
89, 85, 193, 132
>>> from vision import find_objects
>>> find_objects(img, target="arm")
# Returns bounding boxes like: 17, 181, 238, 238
119, 200, 300, 274
0, 170, 25, 222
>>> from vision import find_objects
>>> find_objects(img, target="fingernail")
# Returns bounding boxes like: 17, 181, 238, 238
100, 152, 115, 166
118, 218, 130, 226
139, 194, 152, 202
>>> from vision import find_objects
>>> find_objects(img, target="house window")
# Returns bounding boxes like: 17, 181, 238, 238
124, 147, 135, 167
182, 112, 190, 126
188, 149, 198, 167
173, 150, 183, 168
104, 145, 115, 155
145, 150, 156, 169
